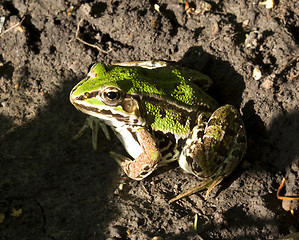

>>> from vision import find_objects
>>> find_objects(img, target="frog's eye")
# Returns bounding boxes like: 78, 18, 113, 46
101, 87, 123, 106
106, 91, 118, 100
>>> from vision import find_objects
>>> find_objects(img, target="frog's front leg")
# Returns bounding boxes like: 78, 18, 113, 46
171, 105, 247, 203
73, 116, 111, 151
111, 127, 162, 180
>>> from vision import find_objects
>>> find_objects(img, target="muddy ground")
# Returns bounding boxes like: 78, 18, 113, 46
0, 0, 298, 239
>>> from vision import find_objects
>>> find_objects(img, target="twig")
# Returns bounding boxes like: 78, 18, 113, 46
0, 16, 25, 38
277, 177, 299, 200
276, 54, 299, 75
75, 18, 112, 54
108, 0, 113, 14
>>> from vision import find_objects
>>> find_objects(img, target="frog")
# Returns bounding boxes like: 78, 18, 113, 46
69, 61, 247, 203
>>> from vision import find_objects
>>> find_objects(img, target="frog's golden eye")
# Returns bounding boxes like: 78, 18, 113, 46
101, 87, 123, 106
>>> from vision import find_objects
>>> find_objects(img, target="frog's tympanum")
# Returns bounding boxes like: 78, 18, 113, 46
70, 61, 247, 203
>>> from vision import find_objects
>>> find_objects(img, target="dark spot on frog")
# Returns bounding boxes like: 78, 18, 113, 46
161, 145, 177, 159
192, 160, 203, 174
158, 137, 170, 149
154, 131, 176, 146
143, 165, 150, 171
224, 128, 237, 139
186, 156, 193, 166
217, 146, 229, 160
159, 107, 167, 118
232, 149, 242, 158
177, 114, 191, 127
237, 135, 247, 144
162, 132, 176, 142
178, 138, 185, 148
197, 130, 204, 140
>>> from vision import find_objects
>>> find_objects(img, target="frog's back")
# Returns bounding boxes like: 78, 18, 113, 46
108, 65, 217, 111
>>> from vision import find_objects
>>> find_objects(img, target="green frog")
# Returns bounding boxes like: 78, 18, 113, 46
70, 61, 247, 203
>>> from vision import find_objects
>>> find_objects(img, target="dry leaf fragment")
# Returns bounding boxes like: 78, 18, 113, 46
10, 208, 22, 217
154, 4, 160, 13
259, 0, 275, 9
152, 237, 163, 240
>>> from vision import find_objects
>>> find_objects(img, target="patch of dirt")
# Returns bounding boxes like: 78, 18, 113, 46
0, 0, 298, 239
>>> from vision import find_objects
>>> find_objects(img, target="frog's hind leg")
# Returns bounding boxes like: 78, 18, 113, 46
173, 105, 246, 203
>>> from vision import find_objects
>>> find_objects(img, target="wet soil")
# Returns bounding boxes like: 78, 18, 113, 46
0, 0, 298, 239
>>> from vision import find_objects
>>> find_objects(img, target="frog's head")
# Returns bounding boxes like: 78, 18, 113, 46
70, 63, 144, 127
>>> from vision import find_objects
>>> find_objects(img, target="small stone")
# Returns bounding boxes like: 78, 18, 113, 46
253, 67, 262, 80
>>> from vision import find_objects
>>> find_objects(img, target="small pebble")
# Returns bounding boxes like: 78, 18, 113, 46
253, 67, 262, 80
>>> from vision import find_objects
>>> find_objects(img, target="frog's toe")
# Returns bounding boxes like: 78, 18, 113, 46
169, 178, 215, 203
204, 176, 224, 199
73, 116, 111, 151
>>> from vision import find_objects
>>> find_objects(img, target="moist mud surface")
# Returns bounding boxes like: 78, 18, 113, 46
0, 1, 298, 239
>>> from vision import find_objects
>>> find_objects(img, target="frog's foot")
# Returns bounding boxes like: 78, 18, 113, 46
169, 176, 223, 203
110, 128, 162, 181
110, 151, 158, 180
73, 116, 111, 150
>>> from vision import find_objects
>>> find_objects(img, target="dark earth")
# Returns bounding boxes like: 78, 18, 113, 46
0, 0, 298, 239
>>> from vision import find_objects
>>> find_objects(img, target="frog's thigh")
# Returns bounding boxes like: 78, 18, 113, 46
179, 105, 246, 178
178, 121, 206, 175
